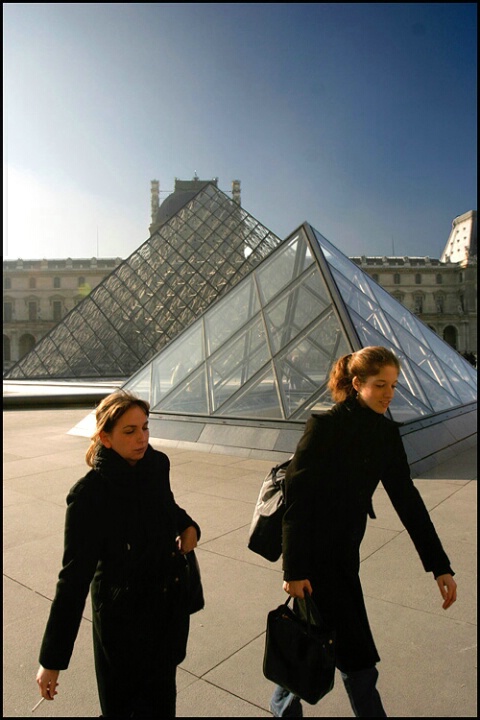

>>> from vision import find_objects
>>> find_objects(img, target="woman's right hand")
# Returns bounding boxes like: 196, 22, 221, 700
283, 579, 313, 598
36, 666, 60, 700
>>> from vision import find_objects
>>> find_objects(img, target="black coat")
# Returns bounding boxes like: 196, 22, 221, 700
39, 445, 200, 714
282, 397, 453, 672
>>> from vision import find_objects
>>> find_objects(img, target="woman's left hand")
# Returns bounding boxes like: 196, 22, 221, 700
177, 526, 198, 554
436, 573, 457, 610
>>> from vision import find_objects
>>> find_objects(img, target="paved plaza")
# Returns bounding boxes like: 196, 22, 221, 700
3, 406, 477, 717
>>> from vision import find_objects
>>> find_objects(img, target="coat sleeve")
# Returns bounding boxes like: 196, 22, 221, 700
381, 425, 454, 578
39, 477, 102, 670
158, 452, 201, 541
282, 415, 335, 581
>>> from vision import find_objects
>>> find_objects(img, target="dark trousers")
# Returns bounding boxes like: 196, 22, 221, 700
270, 666, 387, 717
97, 661, 177, 717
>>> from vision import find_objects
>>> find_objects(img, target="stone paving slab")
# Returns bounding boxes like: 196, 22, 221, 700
3, 408, 477, 717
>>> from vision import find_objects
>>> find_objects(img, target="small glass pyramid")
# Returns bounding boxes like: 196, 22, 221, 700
123, 224, 476, 424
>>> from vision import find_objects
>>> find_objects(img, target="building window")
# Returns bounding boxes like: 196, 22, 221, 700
415, 273, 422, 284
29, 277, 37, 289
78, 276, 86, 287
3, 334, 11, 363
443, 325, 457, 350
4, 302, 13, 323
53, 277, 61, 289
19, 333, 36, 358
413, 295, 423, 313
53, 301, 63, 322
372, 273, 379, 283
393, 273, 401, 285
436, 274, 443, 285
4, 277, 11, 289
28, 301, 38, 321
435, 295, 444, 313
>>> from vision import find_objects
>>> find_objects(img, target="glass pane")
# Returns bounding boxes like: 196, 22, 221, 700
155, 365, 208, 414
209, 319, 270, 411
314, 229, 376, 301
256, 234, 313, 305
264, 269, 332, 353
205, 277, 260, 355
301, 386, 336, 417
388, 383, 431, 422
331, 270, 396, 341
215, 365, 283, 419
148, 323, 204, 407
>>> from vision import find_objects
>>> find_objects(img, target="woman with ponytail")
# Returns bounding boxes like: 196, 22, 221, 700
271, 346, 456, 717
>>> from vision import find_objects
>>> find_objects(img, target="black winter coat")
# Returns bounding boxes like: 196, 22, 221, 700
282, 397, 453, 672
39, 445, 200, 714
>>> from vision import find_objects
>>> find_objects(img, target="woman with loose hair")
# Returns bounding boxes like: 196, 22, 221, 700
271, 346, 456, 717
36, 390, 201, 717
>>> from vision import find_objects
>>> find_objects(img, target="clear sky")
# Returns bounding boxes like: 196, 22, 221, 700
3, 3, 477, 261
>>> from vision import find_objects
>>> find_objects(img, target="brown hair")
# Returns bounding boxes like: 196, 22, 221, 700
86, 390, 150, 467
328, 346, 401, 402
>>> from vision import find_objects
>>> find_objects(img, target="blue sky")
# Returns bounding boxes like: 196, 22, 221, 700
3, 3, 477, 260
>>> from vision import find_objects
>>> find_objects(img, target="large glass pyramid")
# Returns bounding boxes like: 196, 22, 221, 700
123, 224, 477, 425
5, 183, 282, 379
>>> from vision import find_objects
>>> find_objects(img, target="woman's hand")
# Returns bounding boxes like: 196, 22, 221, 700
36, 666, 60, 700
436, 573, 457, 610
283, 579, 313, 598
177, 525, 198, 555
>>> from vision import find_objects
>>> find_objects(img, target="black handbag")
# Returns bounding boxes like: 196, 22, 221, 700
247, 458, 292, 561
263, 593, 336, 704
183, 550, 205, 614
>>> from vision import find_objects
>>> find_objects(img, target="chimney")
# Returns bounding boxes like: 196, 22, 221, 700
232, 180, 241, 205
151, 180, 160, 223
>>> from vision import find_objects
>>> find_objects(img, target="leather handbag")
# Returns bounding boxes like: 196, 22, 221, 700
183, 550, 205, 614
247, 457, 292, 561
263, 593, 336, 704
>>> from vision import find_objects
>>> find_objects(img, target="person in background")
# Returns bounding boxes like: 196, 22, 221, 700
271, 346, 457, 717
36, 390, 200, 717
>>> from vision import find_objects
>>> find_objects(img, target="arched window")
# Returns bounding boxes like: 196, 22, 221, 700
413, 295, 423, 313
443, 326, 457, 350
53, 300, 63, 322
3, 301, 13, 323
28, 301, 38, 321
19, 333, 36, 358
3, 335, 11, 363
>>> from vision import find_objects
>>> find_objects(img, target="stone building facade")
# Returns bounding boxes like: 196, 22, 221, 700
3, 209, 476, 373
3, 257, 122, 372
351, 210, 477, 363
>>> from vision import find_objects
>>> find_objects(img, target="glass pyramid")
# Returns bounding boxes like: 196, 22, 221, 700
123, 224, 476, 424
5, 184, 282, 379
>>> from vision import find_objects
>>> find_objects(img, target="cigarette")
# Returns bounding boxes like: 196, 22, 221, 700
31, 697, 45, 712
